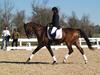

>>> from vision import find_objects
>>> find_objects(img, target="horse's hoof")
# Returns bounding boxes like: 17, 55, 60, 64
63, 59, 66, 64
63, 61, 66, 64
26, 58, 30, 63
52, 61, 57, 65
85, 61, 88, 64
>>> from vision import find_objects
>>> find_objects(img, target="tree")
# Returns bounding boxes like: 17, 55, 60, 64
67, 12, 79, 28
94, 25, 100, 33
31, 0, 68, 28
31, 8, 52, 25
80, 15, 94, 37
2, 0, 14, 28
31, 0, 52, 25
59, 14, 68, 28
13, 10, 25, 36
0, 8, 3, 35
0, 0, 14, 35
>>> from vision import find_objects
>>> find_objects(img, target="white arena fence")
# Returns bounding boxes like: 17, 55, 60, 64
0, 38, 100, 51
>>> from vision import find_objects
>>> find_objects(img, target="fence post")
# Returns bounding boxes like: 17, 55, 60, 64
19, 41, 22, 46
26, 42, 31, 47
97, 38, 99, 49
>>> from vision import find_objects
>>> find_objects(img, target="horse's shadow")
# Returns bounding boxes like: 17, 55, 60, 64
0, 60, 50, 64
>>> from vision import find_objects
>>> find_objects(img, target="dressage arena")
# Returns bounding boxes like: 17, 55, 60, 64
0, 48, 100, 75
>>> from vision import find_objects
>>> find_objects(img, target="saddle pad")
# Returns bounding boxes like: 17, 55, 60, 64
55, 28, 62, 39
47, 27, 62, 39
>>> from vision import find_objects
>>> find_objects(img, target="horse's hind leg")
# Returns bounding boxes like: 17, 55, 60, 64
46, 45, 57, 64
26, 45, 43, 62
63, 44, 73, 63
75, 41, 88, 64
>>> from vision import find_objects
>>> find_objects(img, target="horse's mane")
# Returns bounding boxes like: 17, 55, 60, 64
31, 22, 44, 28
25, 21, 43, 27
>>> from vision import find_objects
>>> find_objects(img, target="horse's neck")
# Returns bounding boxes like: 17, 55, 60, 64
34, 24, 43, 30
33, 24, 45, 38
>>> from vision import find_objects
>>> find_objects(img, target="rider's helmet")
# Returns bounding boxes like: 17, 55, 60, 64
52, 7, 58, 13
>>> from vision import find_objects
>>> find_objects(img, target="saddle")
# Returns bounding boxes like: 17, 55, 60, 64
47, 26, 62, 40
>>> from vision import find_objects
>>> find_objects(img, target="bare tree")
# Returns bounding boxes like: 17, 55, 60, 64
60, 14, 68, 28
92, 25, 100, 36
31, 0, 52, 25
0, 8, 3, 35
31, 0, 68, 27
1, 0, 14, 29
80, 15, 94, 37
0, 0, 14, 36
13, 10, 25, 36
67, 12, 79, 28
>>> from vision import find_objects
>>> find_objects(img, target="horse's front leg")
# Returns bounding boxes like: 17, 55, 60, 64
26, 45, 43, 63
46, 45, 57, 64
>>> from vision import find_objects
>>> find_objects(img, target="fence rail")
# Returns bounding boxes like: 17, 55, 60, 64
0, 38, 100, 51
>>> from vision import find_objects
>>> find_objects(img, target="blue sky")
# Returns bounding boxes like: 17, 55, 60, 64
0, 0, 100, 25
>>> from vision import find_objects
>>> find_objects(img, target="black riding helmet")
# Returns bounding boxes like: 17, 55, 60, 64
52, 7, 58, 13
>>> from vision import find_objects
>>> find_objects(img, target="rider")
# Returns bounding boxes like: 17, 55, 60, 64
51, 7, 60, 28
49, 7, 60, 40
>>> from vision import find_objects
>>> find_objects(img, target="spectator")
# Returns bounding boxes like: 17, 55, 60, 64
11, 28, 20, 47
1, 26, 11, 49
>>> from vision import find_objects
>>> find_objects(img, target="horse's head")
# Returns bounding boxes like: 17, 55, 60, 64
24, 22, 45, 39
24, 22, 33, 38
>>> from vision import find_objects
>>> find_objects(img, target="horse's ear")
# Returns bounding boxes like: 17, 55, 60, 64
24, 23, 27, 32
24, 23, 26, 29
24, 23, 26, 26
24, 23, 29, 38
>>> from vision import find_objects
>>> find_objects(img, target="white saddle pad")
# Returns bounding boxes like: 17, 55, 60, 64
55, 28, 62, 39
47, 27, 62, 39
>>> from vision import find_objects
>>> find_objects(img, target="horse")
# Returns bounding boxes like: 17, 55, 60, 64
24, 22, 94, 64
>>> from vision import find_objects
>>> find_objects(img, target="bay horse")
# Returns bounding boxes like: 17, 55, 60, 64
24, 22, 94, 64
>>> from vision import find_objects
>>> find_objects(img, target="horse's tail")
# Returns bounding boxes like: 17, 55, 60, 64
78, 29, 94, 50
